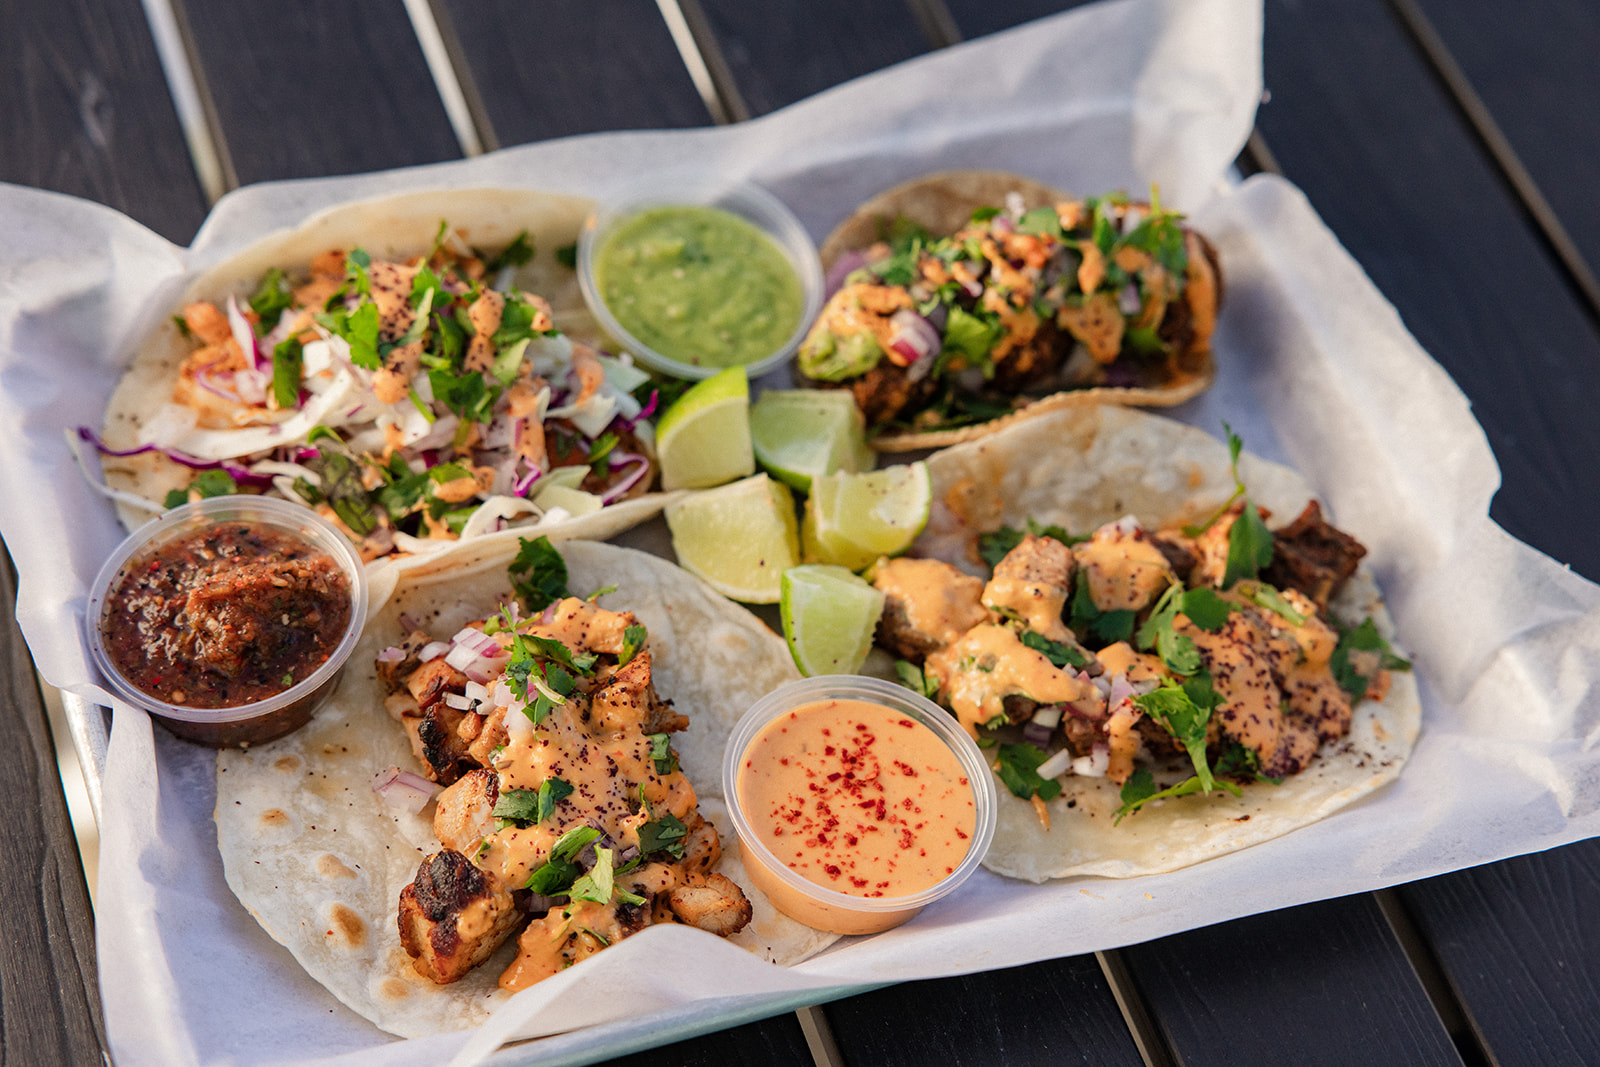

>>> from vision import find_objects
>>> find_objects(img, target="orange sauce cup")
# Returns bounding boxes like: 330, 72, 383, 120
722, 676, 996, 935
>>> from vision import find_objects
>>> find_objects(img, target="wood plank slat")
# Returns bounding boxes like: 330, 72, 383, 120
1255, 0, 1600, 582
1411, 0, 1600, 318
432, 0, 711, 150
0, 0, 208, 243
1120, 896, 1463, 1066
0, 545, 107, 1065
1397, 842, 1600, 1066
685, 0, 933, 119
172, 0, 463, 187
824, 954, 1144, 1067
599, 1011, 816, 1066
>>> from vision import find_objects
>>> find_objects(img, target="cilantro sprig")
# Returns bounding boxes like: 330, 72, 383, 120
492, 778, 574, 829
510, 536, 572, 613
1330, 618, 1411, 701
1182, 425, 1275, 588
996, 743, 1063, 802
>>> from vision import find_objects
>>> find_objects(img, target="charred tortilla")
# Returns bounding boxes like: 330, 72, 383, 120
805, 171, 1219, 452
213, 539, 834, 1037
912, 405, 1419, 882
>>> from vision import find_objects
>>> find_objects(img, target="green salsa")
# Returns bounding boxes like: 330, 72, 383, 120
595, 205, 805, 369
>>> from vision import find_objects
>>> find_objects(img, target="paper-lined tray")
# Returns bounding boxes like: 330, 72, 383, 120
4, 0, 1600, 1063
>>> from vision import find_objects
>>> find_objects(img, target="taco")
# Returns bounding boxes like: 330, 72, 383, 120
213, 538, 834, 1037
872, 405, 1419, 882
85, 190, 678, 565
798, 171, 1220, 451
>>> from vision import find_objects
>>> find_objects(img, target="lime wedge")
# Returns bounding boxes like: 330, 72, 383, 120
780, 565, 886, 675
802, 463, 932, 572
655, 366, 755, 491
664, 474, 799, 602
749, 389, 874, 492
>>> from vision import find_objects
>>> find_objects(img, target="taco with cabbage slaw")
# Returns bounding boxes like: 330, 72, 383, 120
85, 189, 678, 565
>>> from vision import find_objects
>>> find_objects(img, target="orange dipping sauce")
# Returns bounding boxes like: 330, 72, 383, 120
731, 692, 989, 934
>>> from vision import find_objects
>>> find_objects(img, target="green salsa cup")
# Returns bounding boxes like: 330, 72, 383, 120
578, 176, 823, 380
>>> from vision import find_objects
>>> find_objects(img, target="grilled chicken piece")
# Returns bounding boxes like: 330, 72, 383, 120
398, 850, 523, 984
872, 557, 989, 661
433, 769, 500, 854
1071, 518, 1176, 613
985, 533, 1078, 645
679, 811, 722, 875
406, 657, 469, 712
668, 872, 753, 937
413, 706, 480, 785
587, 650, 686, 736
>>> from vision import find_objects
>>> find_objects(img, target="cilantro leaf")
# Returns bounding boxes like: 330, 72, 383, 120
165, 468, 239, 508
995, 743, 1063, 801
510, 535, 571, 613
570, 847, 647, 907
1222, 504, 1274, 588
524, 826, 601, 895
1330, 618, 1411, 701
979, 526, 1026, 569
1113, 771, 1235, 824
484, 231, 534, 274
1017, 206, 1063, 238
1069, 579, 1136, 644
638, 813, 687, 860
1179, 587, 1232, 631
492, 778, 573, 829
894, 660, 940, 700
648, 733, 679, 776
1020, 630, 1091, 669
271, 338, 303, 409
494, 292, 553, 347
556, 243, 578, 269
1236, 581, 1306, 626
248, 267, 294, 330
943, 306, 1003, 367
619, 624, 647, 667
1134, 674, 1226, 793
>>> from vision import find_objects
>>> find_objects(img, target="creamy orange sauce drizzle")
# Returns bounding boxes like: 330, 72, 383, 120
925, 625, 1098, 736
737, 698, 975, 898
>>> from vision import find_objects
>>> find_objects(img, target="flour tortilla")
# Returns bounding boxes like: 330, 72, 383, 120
214, 539, 833, 1038
818, 170, 1216, 452
919, 405, 1420, 882
98, 188, 673, 551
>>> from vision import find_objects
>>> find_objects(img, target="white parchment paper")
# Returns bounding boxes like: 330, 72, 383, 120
3, 0, 1599, 1063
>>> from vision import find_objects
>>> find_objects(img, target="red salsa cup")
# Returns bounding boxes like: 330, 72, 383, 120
85, 495, 368, 747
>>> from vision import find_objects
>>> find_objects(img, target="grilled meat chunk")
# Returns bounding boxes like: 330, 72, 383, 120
1261, 500, 1368, 611
668, 872, 753, 937
397, 850, 522, 984
985, 533, 1078, 645
872, 557, 988, 661
433, 768, 499, 855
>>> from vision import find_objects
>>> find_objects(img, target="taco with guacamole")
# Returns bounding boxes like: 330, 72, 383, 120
872, 405, 1418, 882
797, 171, 1220, 451
83, 190, 677, 564
213, 537, 834, 1037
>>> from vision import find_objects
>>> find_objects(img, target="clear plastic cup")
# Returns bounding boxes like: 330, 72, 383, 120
722, 675, 997, 935
577, 175, 824, 380
85, 495, 368, 747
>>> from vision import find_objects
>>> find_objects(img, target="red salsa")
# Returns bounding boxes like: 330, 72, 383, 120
101, 522, 353, 709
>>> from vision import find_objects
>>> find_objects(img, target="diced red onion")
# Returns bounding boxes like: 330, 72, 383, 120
1022, 721, 1054, 748
538, 602, 559, 625
1036, 748, 1076, 780
1118, 283, 1142, 316
599, 452, 651, 504
823, 249, 869, 297
371, 767, 439, 814
885, 309, 940, 367
1107, 673, 1137, 711
418, 641, 451, 663
464, 681, 490, 704
443, 691, 476, 711
376, 646, 406, 664
1030, 704, 1064, 730
513, 463, 544, 497
1071, 743, 1110, 778
225, 295, 261, 370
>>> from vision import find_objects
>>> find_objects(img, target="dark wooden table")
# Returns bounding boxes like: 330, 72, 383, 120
7, 0, 1600, 1063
